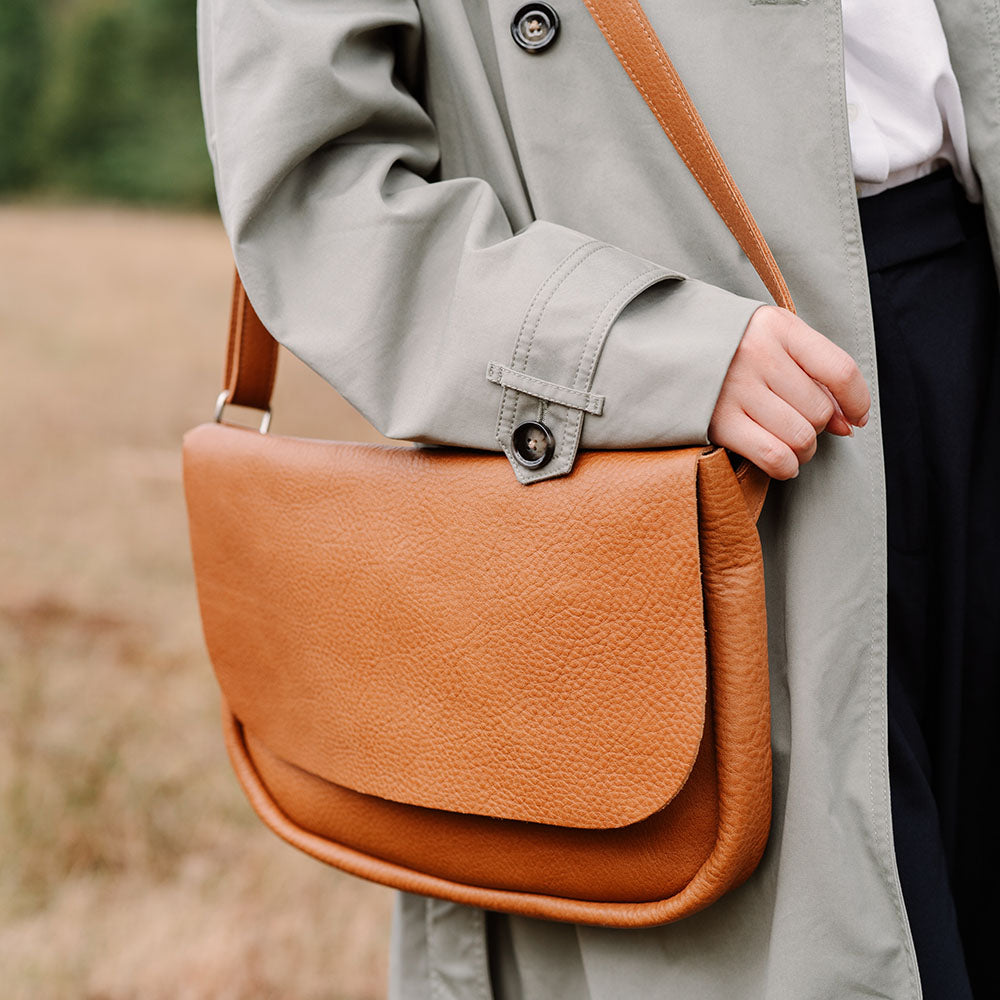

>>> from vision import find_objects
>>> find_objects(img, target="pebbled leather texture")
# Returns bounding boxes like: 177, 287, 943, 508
239, 710, 719, 906
182, 429, 771, 926
186, 427, 707, 830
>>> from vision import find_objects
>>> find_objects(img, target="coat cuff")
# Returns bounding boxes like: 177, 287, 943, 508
489, 243, 764, 483
583, 278, 765, 449
489, 241, 681, 484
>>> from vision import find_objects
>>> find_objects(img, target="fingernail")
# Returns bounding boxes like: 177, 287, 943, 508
858, 411, 870, 427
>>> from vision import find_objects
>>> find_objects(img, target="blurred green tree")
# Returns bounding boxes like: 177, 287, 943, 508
0, 0, 45, 189
2, 0, 216, 208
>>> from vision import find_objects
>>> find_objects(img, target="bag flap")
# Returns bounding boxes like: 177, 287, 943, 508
183, 424, 708, 830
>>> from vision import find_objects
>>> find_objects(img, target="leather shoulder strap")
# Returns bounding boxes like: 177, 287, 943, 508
223, 269, 279, 411
581, 0, 794, 314
222, 0, 795, 410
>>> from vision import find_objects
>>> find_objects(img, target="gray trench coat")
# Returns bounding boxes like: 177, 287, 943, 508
198, 1, 1000, 996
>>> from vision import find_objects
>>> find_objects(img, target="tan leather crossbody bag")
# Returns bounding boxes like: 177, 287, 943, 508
183, 0, 795, 928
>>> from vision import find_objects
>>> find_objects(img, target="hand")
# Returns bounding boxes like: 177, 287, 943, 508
708, 305, 871, 480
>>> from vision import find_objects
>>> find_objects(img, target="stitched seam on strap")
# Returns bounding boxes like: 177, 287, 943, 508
486, 362, 606, 414
261, 318, 278, 401
619, 0, 789, 304
584, 0, 792, 310
224, 275, 240, 395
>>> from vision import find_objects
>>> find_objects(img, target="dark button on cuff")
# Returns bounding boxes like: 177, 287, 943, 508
511, 3, 560, 52
511, 420, 555, 469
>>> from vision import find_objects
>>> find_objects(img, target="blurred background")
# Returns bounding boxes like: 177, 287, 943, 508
1, 2, 395, 996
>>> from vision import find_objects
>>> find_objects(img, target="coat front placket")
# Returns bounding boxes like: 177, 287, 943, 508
397, 1, 922, 996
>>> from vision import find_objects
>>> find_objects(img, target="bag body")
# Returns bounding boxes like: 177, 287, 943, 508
183, 425, 771, 927
183, 0, 789, 929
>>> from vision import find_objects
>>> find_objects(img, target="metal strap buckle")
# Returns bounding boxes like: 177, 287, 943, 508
213, 390, 272, 434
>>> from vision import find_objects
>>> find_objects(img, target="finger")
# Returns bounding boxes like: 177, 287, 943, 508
779, 318, 871, 425
815, 382, 854, 436
741, 387, 819, 465
762, 352, 837, 432
711, 410, 800, 480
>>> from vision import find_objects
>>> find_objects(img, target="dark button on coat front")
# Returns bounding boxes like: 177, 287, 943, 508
511, 4, 560, 52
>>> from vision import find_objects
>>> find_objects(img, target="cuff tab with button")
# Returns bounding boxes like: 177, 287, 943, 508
490, 242, 679, 485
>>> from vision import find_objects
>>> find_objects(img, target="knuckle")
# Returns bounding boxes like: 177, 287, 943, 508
831, 351, 861, 390
789, 422, 817, 454
746, 306, 788, 349
775, 308, 800, 337
811, 395, 836, 429
709, 400, 738, 430
758, 440, 798, 479
708, 407, 743, 449
766, 306, 800, 344
738, 326, 769, 363
746, 304, 778, 334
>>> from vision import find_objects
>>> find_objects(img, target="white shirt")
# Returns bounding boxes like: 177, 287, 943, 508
842, 0, 981, 199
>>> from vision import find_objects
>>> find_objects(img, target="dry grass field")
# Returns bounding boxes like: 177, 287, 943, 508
0, 204, 396, 999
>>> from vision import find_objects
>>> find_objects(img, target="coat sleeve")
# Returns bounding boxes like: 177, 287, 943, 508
197, 0, 765, 483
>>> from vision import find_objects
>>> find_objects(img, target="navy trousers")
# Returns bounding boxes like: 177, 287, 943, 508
860, 168, 1000, 1000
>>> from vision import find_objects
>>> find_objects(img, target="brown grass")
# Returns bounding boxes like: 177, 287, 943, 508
0, 204, 395, 999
